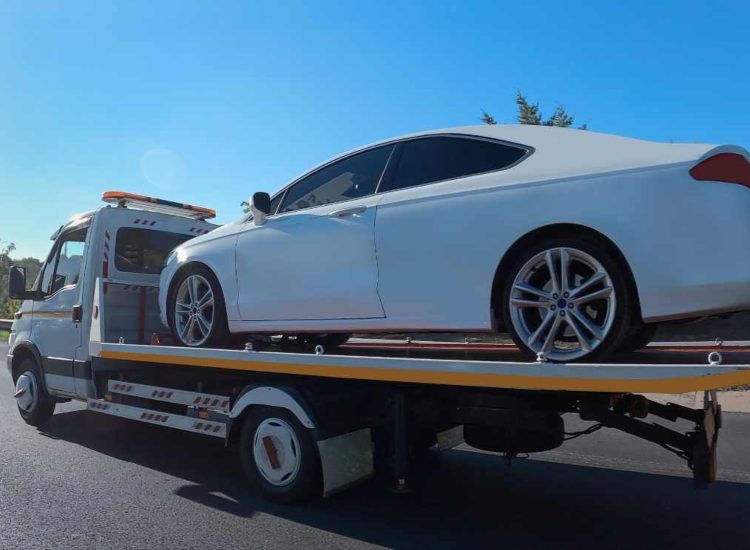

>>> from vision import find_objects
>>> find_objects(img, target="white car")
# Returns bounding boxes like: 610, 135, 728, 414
159, 124, 750, 362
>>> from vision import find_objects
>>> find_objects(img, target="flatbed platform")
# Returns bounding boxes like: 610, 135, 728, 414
91, 338, 750, 394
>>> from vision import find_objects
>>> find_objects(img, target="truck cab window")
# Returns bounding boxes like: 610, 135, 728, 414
115, 228, 193, 274
40, 227, 88, 296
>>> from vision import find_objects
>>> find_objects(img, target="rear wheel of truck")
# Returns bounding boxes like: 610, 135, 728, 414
168, 265, 229, 348
14, 358, 55, 426
239, 407, 323, 504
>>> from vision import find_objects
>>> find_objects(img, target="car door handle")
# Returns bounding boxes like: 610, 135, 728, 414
328, 206, 367, 218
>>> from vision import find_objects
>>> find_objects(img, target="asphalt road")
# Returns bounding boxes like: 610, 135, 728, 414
2, 342, 750, 549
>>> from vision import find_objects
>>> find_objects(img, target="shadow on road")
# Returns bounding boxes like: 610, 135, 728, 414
40, 408, 750, 549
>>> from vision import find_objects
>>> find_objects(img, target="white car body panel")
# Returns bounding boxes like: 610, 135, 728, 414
158, 125, 750, 336
235, 193, 385, 321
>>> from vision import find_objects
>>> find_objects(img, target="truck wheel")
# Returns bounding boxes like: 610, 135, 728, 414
168, 265, 229, 348
239, 407, 322, 504
14, 358, 55, 426
502, 237, 633, 363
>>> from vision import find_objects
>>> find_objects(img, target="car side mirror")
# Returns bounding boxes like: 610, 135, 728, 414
8, 265, 33, 300
251, 192, 271, 226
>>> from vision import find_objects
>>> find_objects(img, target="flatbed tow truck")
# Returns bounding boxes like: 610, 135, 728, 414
7, 192, 748, 503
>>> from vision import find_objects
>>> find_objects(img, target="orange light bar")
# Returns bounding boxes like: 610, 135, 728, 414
102, 191, 216, 219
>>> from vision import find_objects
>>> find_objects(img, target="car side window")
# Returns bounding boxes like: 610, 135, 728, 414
382, 136, 527, 192
279, 145, 394, 213
40, 227, 88, 296
270, 193, 283, 215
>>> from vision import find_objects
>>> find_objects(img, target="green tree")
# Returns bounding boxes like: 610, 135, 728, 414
483, 91, 588, 129
0, 240, 42, 318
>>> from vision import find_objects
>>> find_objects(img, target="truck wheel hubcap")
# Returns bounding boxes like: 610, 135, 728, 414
253, 418, 302, 486
15, 371, 38, 412
509, 247, 616, 361
175, 274, 215, 346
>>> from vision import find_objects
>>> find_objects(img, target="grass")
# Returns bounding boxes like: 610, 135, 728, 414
0, 329, 9, 342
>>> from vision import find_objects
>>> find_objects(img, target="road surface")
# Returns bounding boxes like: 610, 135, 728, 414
2, 342, 750, 549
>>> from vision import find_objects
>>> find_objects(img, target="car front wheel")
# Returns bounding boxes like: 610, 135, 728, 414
502, 238, 633, 363
168, 266, 229, 347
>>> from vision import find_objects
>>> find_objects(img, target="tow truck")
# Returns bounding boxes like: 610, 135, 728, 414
6, 192, 746, 503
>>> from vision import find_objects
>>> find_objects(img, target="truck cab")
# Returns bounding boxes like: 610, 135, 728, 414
7, 191, 217, 400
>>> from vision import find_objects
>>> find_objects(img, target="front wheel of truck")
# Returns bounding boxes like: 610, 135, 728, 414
14, 358, 55, 426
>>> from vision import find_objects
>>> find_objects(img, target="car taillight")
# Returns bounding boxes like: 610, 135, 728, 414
690, 153, 750, 188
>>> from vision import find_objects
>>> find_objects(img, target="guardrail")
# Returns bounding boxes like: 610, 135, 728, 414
0, 319, 12, 330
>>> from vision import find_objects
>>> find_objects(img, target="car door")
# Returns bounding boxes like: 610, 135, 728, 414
235, 143, 395, 321
32, 224, 89, 395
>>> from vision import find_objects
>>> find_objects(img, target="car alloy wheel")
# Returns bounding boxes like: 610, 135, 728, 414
508, 247, 617, 362
174, 274, 215, 346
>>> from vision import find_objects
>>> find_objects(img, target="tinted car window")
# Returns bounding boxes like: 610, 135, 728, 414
384, 136, 527, 192
280, 145, 394, 213
115, 228, 193, 274
270, 193, 283, 214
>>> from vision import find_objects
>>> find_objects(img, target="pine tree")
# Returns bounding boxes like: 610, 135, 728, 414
482, 91, 587, 129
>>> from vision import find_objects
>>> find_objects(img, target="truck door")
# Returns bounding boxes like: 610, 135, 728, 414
32, 224, 89, 395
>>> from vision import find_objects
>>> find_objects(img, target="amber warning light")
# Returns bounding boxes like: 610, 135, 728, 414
101, 191, 216, 220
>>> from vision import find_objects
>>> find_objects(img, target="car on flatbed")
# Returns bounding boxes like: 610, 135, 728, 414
158, 124, 750, 362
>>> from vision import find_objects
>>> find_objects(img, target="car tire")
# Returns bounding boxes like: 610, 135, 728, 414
14, 358, 55, 426
168, 265, 229, 348
501, 236, 634, 363
617, 323, 658, 354
239, 407, 323, 504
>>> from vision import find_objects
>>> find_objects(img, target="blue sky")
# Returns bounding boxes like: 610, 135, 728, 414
1, 0, 748, 259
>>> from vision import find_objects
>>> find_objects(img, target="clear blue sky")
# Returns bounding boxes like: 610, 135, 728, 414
1, 0, 748, 259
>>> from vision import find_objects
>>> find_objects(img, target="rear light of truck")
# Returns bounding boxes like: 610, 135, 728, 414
690, 153, 750, 189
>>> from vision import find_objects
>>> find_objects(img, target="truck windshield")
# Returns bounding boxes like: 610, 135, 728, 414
115, 228, 193, 274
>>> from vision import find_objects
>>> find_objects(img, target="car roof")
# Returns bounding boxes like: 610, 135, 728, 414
280, 125, 721, 190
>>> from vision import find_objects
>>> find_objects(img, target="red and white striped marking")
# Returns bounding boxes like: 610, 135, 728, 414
87, 399, 227, 438
102, 230, 110, 294
107, 380, 231, 413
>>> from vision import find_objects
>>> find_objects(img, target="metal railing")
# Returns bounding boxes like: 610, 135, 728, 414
0, 319, 12, 330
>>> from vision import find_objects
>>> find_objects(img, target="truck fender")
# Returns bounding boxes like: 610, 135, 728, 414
229, 386, 316, 429
8, 340, 49, 394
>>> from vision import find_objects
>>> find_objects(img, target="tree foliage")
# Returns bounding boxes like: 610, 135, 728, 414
0, 239, 42, 319
483, 91, 587, 130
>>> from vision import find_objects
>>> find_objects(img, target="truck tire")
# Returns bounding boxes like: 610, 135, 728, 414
239, 407, 322, 504
14, 358, 55, 426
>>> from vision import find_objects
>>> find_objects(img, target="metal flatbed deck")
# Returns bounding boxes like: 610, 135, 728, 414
90, 338, 750, 394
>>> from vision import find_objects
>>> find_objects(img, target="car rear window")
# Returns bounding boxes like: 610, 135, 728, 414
115, 228, 193, 274
382, 136, 528, 192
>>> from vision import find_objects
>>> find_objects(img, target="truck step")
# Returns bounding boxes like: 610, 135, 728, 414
107, 380, 231, 413
87, 399, 227, 438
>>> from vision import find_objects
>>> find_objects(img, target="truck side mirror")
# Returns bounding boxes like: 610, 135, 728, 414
251, 192, 272, 226
8, 265, 32, 300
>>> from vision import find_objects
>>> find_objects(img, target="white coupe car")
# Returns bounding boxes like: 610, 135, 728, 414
159, 124, 750, 362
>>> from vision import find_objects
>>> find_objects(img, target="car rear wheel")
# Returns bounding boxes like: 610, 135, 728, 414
168, 266, 229, 347
501, 238, 634, 362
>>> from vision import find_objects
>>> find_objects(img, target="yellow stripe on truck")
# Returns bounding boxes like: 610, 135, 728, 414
99, 350, 750, 394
